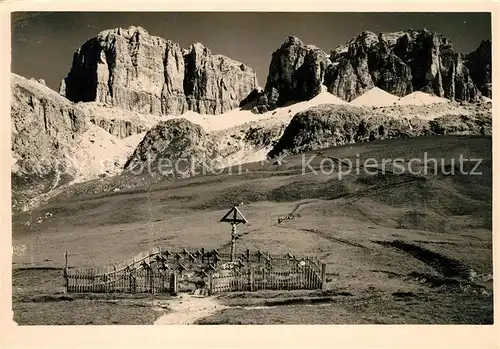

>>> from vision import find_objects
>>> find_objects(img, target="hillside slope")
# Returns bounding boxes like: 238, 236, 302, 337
267, 104, 491, 158
13, 137, 492, 316
11, 74, 143, 212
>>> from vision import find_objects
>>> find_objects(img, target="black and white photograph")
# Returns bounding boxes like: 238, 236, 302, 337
8, 10, 493, 327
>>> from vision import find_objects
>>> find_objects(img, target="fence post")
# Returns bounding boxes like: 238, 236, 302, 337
90, 267, 94, 293
201, 247, 205, 264
63, 251, 69, 293
304, 258, 309, 289
112, 266, 116, 293
208, 271, 213, 296
246, 249, 250, 262
321, 263, 326, 291
64, 269, 69, 292
213, 249, 219, 267
170, 271, 178, 296
250, 265, 255, 292
147, 266, 154, 294
130, 269, 136, 293
74, 268, 78, 293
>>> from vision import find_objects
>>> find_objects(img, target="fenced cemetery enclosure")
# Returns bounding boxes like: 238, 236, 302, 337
64, 247, 326, 295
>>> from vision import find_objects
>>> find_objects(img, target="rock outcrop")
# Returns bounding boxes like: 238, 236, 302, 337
124, 116, 288, 177
325, 31, 413, 101
325, 29, 479, 102
268, 104, 491, 158
256, 36, 329, 112
429, 113, 492, 136
76, 102, 161, 139
89, 117, 147, 139
11, 73, 151, 212
465, 40, 492, 98
209, 119, 288, 167
124, 119, 213, 177
11, 73, 88, 212
267, 105, 375, 157
11, 73, 88, 176
60, 26, 258, 115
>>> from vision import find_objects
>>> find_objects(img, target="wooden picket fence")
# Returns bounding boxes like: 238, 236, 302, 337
65, 267, 175, 294
209, 256, 325, 293
64, 248, 326, 294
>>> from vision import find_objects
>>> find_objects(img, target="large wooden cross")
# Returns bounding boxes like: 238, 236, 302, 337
220, 206, 248, 261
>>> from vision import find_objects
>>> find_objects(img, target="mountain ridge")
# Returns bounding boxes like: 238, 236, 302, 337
60, 26, 258, 116
10, 27, 492, 212
255, 29, 490, 112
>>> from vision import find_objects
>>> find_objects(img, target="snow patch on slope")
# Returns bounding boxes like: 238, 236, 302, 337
70, 124, 140, 183
350, 87, 400, 107
396, 91, 450, 105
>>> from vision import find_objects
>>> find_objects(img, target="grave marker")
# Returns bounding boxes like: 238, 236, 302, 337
220, 206, 248, 261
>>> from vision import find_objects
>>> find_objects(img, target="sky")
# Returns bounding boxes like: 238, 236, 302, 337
11, 12, 492, 91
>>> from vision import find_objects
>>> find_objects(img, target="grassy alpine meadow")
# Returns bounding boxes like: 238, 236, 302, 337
12, 136, 493, 325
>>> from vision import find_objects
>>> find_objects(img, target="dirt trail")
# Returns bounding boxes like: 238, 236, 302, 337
153, 293, 227, 325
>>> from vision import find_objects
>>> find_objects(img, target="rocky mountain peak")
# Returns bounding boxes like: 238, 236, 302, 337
478, 39, 491, 50
60, 26, 257, 115
98, 25, 151, 39
189, 42, 209, 53
378, 30, 407, 46
253, 35, 329, 112
465, 39, 492, 98
253, 29, 485, 112
326, 28, 480, 102
352, 31, 379, 47
287, 35, 304, 44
